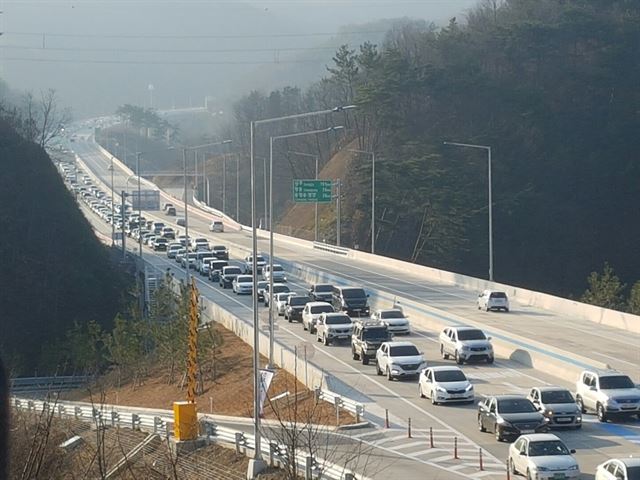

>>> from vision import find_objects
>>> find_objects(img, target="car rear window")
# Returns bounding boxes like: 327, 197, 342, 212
599, 375, 635, 389
490, 292, 507, 298
497, 398, 536, 413
225, 267, 242, 274
363, 328, 389, 340
311, 305, 334, 314
540, 390, 575, 404
342, 288, 366, 299
380, 310, 404, 319
314, 284, 333, 292
289, 296, 310, 306
273, 285, 290, 294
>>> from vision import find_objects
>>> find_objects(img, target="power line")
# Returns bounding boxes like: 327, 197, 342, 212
0, 43, 342, 54
0, 56, 322, 65
3, 30, 386, 39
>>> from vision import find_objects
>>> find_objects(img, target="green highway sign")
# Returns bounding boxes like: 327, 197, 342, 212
293, 179, 333, 203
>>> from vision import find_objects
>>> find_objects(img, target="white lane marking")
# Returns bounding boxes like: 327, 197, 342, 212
592, 352, 640, 367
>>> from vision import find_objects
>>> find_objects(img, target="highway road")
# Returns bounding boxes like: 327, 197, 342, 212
67, 132, 640, 480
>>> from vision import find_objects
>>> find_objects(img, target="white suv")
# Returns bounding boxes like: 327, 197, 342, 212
264, 264, 287, 283
375, 341, 427, 381
477, 290, 510, 312
575, 370, 640, 422
302, 302, 335, 334
418, 366, 474, 405
439, 326, 494, 364
316, 312, 353, 346
371, 309, 410, 335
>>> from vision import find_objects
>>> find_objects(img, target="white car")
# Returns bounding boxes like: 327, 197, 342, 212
209, 220, 224, 232
244, 254, 267, 275
232, 275, 253, 295
477, 289, 510, 312
274, 292, 294, 315
264, 264, 287, 283
302, 302, 335, 334
595, 458, 640, 480
439, 326, 494, 364
191, 237, 209, 250
375, 341, 427, 381
371, 309, 410, 335
316, 312, 353, 346
508, 433, 580, 479
575, 370, 640, 422
418, 366, 474, 405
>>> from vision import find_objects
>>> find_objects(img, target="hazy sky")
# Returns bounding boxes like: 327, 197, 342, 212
0, 0, 477, 116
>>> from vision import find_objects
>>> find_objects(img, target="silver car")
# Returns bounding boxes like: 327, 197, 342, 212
439, 326, 494, 364
527, 387, 582, 429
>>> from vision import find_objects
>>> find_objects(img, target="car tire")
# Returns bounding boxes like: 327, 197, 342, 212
316, 335, 321, 343
352, 349, 359, 361
485, 306, 490, 312
376, 362, 382, 376
597, 403, 608, 423
419, 384, 425, 398
495, 427, 502, 442
487, 356, 494, 364
576, 395, 586, 414
386, 367, 393, 381
440, 345, 449, 360
455, 351, 464, 365
509, 458, 517, 475
362, 356, 369, 366
478, 416, 486, 432
574, 424, 582, 430
526, 469, 533, 480
431, 391, 438, 406
323, 335, 329, 346
504, 308, 510, 313
303, 323, 308, 331
288, 318, 292, 323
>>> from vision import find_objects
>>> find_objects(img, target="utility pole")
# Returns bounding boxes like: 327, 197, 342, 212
335, 179, 341, 247
183, 148, 189, 284
120, 190, 127, 259
236, 155, 240, 221
222, 153, 227, 214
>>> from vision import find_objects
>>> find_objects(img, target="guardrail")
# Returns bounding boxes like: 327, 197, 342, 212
10, 376, 93, 393
316, 388, 365, 423
312, 242, 350, 256
13, 397, 368, 480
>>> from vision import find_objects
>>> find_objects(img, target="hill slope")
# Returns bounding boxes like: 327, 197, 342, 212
0, 120, 130, 374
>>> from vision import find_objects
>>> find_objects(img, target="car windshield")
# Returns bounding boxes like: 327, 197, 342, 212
528, 440, 570, 457
256, 256, 266, 263
389, 345, 419, 356
599, 375, 635, 389
289, 296, 310, 306
326, 315, 351, 325
342, 288, 366, 298
314, 284, 333, 292
541, 390, 575, 404
225, 267, 242, 274
363, 328, 389, 340
311, 305, 334, 314
434, 370, 467, 382
490, 291, 507, 298
187, 253, 197, 259
272, 265, 284, 272
213, 245, 226, 251
626, 467, 640, 480
380, 310, 404, 319
237, 276, 252, 283
457, 329, 486, 340
212, 262, 227, 269
257, 281, 268, 288
277, 293, 291, 301
273, 285, 290, 294
497, 398, 536, 413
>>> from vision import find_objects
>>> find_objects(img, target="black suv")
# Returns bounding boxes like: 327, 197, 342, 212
351, 321, 391, 365
332, 286, 370, 317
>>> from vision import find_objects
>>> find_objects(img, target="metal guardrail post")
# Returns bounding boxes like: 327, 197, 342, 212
111, 411, 119, 427
314, 387, 321, 404
356, 404, 364, 423
131, 413, 140, 430
58, 405, 66, 418
269, 442, 277, 467
75, 406, 82, 419
334, 397, 341, 425
234, 432, 244, 454
305, 456, 314, 480
153, 416, 163, 434
27, 400, 34, 412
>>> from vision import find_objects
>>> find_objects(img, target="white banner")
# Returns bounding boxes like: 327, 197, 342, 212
258, 368, 275, 417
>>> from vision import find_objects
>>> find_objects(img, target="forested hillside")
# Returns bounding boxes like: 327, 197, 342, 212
222, 0, 640, 298
0, 119, 130, 374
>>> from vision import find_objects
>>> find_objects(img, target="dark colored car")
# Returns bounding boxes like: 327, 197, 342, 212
208, 260, 229, 282
309, 283, 334, 302
211, 245, 229, 260
256, 281, 268, 302
478, 395, 549, 442
332, 286, 370, 317
351, 321, 391, 365
285, 295, 311, 322
219, 266, 242, 289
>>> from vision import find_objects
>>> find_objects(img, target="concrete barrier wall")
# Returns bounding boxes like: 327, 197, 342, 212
92, 140, 640, 335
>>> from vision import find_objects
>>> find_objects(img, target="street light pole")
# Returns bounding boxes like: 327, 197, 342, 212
109, 157, 115, 246
136, 152, 142, 258
236, 154, 240, 221
247, 105, 355, 479
348, 149, 376, 253
183, 147, 189, 284
288, 150, 320, 241
267, 126, 343, 367
443, 141, 494, 282
222, 153, 227, 214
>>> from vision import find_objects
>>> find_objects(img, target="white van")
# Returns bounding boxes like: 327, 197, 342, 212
209, 220, 224, 233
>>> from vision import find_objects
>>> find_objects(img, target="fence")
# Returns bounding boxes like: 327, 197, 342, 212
10, 376, 93, 393
13, 397, 368, 480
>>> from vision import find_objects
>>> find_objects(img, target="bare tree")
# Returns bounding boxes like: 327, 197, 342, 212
38, 89, 70, 148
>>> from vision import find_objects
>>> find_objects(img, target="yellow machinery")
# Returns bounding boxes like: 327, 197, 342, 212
173, 278, 199, 441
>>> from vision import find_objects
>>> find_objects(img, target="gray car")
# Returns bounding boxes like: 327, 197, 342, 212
527, 387, 582, 429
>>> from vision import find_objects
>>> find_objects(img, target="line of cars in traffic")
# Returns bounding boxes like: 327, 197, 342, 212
60, 161, 639, 480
